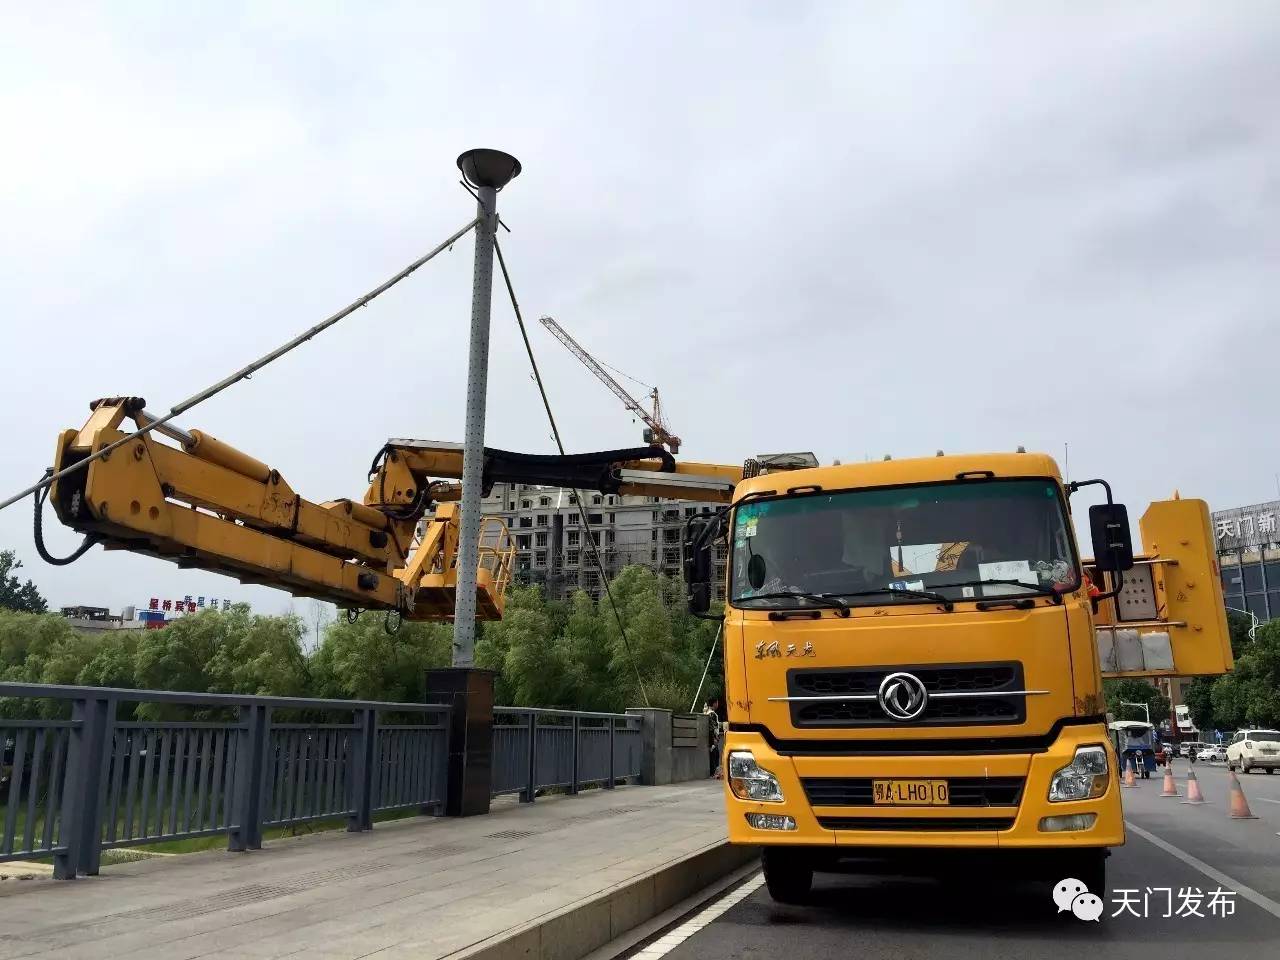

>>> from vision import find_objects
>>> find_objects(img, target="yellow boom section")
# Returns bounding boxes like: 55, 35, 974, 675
47, 398, 743, 620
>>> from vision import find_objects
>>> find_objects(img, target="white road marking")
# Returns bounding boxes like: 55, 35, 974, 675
1253, 797, 1280, 804
629, 873, 765, 960
1125, 820, 1280, 921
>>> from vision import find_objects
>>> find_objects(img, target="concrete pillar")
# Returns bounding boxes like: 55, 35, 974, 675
627, 707, 673, 786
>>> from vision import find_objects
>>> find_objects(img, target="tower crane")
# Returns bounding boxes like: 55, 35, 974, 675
538, 316, 682, 453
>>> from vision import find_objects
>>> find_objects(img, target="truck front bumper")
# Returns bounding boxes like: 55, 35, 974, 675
723, 724, 1125, 851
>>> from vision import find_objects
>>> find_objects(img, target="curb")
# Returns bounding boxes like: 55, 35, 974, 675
452, 841, 760, 960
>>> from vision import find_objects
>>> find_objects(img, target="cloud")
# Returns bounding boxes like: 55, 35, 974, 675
1, 2, 1277, 611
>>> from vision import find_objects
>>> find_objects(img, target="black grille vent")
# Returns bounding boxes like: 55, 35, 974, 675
802, 777, 1024, 807
817, 816, 1015, 832
787, 663, 1027, 728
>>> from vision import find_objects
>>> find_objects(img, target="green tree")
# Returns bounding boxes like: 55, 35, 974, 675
1182, 675, 1217, 732
478, 586, 576, 707
1103, 677, 1170, 726
310, 613, 451, 704
1226, 609, 1255, 659
132, 605, 311, 718
0, 609, 77, 684
0, 550, 48, 614
1212, 621, 1280, 729
1180, 611, 1274, 734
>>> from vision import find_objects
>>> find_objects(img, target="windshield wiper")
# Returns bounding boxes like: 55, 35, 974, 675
738, 591, 851, 616
947, 578, 1059, 600
830, 587, 954, 612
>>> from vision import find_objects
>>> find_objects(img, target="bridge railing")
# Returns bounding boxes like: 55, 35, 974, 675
491, 708, 642, 801
0, 683, 449, 878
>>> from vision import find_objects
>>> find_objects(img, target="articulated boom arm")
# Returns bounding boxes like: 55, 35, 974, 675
47, 398, 742, 621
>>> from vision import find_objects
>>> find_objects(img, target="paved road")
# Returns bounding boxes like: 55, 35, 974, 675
625, 763, 1280, 960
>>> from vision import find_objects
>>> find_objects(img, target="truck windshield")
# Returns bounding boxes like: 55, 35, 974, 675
730, 478, 1079, 608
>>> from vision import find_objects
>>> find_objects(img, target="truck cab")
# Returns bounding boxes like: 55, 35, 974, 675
685, 451, 1231, 903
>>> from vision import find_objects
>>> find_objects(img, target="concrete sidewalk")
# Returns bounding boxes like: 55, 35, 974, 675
0, 782, 741, 960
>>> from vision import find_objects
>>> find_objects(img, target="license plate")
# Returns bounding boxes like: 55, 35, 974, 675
872, 779, 950, 805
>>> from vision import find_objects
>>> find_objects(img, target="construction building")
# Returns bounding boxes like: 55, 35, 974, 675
480, 482, 728, 601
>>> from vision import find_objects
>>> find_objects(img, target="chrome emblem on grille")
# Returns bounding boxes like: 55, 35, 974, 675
877, 671, 928, 721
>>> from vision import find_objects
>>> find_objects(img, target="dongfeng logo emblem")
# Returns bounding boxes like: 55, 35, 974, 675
878, 672, 928, 721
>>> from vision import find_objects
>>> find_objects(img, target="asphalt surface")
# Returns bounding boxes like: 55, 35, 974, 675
627, 762, 1280, 959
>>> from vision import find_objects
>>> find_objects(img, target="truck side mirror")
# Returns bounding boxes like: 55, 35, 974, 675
684, 516, 715, 614
1089, 503, 1135, 572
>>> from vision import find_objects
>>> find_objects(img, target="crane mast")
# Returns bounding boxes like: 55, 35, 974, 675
538, 316, 682, 453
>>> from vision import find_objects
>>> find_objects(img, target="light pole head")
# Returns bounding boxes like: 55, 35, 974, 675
457, 149, 521, 190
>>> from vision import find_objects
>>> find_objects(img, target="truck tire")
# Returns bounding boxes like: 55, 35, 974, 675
762, 848, 813, 905
1073, 850, 1106, 896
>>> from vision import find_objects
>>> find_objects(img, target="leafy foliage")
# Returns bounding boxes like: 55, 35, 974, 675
1102, 677, 1171, 726
0, 566, 724, 718
0, 550, 47, 614
1179, 612, 1280, 733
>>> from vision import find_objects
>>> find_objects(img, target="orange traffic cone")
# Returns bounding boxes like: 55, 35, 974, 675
1160, 764, 1179, 798
1180, 768, 1207, 805
1227, 771, 1258, 819
1122, 757, 1138, 788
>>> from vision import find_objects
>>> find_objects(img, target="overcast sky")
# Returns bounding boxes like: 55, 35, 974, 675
2, 2, 1278, 618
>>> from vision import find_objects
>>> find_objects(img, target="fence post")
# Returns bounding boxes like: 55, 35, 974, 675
51, 701, 99, 880
626, 708, 673, 785
521, 711, 537, 803
347, 708, 377, 831
76, 696, 114, 876
569, 716, 580, 796
605, 718, 616, 790
228, 703, 269, 852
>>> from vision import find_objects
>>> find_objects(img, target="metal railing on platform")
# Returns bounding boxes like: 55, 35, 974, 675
491, 708, 642, 801
0, 683, 449, 878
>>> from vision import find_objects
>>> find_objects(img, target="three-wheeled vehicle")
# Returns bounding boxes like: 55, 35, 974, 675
1110, 720, 1158, 778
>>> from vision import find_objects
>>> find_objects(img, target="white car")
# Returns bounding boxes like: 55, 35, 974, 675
1197, 746, 1226, 763
1226, 729, 1280, 774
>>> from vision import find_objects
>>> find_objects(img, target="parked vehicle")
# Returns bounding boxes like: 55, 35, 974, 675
1198, 746, 1226, 763
1179, 741, 1206, 758
1226, 729, 1280, 774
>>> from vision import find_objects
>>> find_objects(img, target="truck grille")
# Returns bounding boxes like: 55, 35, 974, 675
817, 816, 1015, 832
786, 663, 1027, 728
801, 777, 1025, 807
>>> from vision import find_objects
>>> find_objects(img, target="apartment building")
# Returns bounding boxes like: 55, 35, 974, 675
480, 482, 728, 601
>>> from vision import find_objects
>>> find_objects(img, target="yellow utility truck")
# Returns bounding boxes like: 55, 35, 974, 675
682, 451, 1232, 902
40, 400, 1230, 901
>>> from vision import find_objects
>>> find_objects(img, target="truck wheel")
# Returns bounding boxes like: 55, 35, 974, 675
762, 848, 813, 905
1072, 850, 1107, 896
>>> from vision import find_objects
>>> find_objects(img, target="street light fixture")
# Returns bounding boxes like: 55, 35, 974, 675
1117, 700, 1151, 725
457, 149, 521, 190
1226, 605, 1259, 641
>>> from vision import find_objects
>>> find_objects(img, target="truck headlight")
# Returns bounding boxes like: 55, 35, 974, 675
1048, 745, 1109, 802
727, 751, 784, 802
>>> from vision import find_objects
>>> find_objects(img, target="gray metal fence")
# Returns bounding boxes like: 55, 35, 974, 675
0, 684, 449, 878
491, 708, 642, 801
